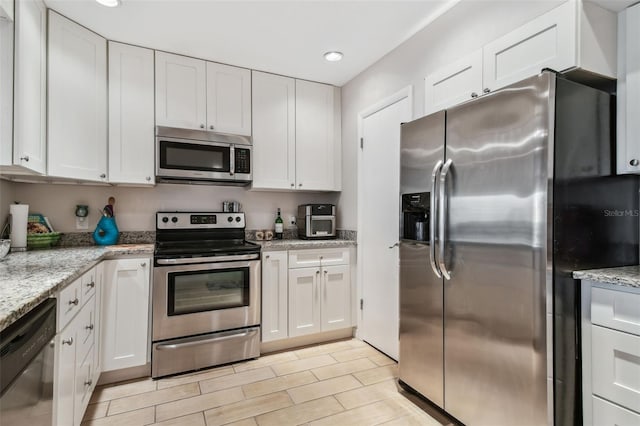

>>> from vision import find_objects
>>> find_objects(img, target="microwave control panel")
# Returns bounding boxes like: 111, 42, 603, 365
235, 148, 251, 174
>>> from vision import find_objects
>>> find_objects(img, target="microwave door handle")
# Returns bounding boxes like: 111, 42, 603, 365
229, 145, 235, 176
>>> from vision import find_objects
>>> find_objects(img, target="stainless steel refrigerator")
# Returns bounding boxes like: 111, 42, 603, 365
398, 71, 639, 426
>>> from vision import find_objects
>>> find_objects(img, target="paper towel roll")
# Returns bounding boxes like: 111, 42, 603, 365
10, 204, 28, 250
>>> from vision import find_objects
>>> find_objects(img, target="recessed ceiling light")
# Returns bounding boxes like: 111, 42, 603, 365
96, 0, 121, 7
324, 51, 343, 62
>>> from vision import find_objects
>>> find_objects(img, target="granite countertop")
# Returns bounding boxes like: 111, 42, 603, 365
0, 244, 154, 332
573, 265, 640, 289
252, 238, 356, 251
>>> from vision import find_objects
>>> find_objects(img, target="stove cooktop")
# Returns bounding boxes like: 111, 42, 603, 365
154, 239, 260, 258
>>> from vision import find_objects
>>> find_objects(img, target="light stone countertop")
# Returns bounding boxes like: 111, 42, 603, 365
251, 238, 356, 252
573, 265, 640, 289
0, 244, 154, 332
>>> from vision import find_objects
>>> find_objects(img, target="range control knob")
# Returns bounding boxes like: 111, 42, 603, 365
235, 216, 241, 222
227, 216, 234, 223
162, 217, 169, 223
171, 217, 178, 223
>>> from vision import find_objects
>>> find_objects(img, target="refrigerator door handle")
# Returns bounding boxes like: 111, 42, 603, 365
439, 159, 452, 280
429, 160, 443, 278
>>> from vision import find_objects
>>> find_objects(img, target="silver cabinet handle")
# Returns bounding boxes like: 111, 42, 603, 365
209, 125, 214, 130
388, 242, 399, 249
100, 173, 106, 179
146, 176, 151, 181
483, 88, 490, 94
265, 255, 270, 259
62, 337, 73, 345
86, 282, 95, 288
200, 124, 205, 129
86, 324, 94, 330
84, 379, 92, 387
290, 183, 294, 187
68, 298, 79, 306
20, 155, 29, 162
630, 159, 639, 166
298, 183, 302, 187
438, 159, 453, 280
429, 160, 443, 278
140, 262, 146, 267
316, 270, 320, 275
471, 92, 478, 98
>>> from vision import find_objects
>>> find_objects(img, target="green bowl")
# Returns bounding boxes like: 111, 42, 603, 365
27, 232, 61, 249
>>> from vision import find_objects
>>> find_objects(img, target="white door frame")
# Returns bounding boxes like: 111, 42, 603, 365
356, 86, 413, 339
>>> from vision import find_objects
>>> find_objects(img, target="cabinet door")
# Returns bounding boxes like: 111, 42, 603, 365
288, 267, 321, 337
618, 3, 640, 175
101, 258, 150, 372
592, 396, 640, 426
48, 11, 107, 182
108, 42, 155, 184
321, 265, 351, 331
0, 0, 13, 21
295, 80, 336, 191
74, 347, 93, 426
251, 71, 296, 190
482, 1, 575, 92
424, 49, 482, 116
13, 0, 46, 174
206, 62, 251, 135
55, 327, 76, 426
261, 251, 288, 342
92, 262, 103, 381
155, 51, 206, 130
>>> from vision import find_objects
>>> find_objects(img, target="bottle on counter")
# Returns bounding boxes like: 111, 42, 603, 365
275, 208, 284, 239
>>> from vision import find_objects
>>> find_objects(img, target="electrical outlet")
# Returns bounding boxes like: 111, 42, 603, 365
289, 216, 296, 226
76, 217, 88, 230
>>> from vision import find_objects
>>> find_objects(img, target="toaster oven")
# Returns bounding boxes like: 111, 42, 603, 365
297, 204, 336, 239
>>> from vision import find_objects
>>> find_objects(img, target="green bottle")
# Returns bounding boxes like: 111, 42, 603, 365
275, 208, 284, 239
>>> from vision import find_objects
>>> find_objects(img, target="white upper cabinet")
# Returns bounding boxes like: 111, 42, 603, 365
108, 41, 155, 185
48, 11, 107, 182
0, 0, 12, 21
206, 62, 251, 135
252, 71, 296, 190
295, 79, 338, 191
155, 51, 206, 130
252, 71, 341, 191
425, 1, 617, 114
617, 2, 640, 175
424, 49, 483, 116
13, 0, 47, 174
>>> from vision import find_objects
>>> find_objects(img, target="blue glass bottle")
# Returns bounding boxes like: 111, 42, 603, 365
93, 216, 119, 245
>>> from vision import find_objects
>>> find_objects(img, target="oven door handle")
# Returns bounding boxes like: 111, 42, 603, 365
155, 328, 260, 351
156, 253, 260, 265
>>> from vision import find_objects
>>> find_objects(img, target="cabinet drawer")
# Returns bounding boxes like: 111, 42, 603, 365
591, 325, 640, 413
74, 347, 94, 426
288, 248, 350, 269
592, 395, 640, 426
77, 296, 96, 364
81, 267, 97, 302
592, 286, 640, 336
58, 278, 82, 332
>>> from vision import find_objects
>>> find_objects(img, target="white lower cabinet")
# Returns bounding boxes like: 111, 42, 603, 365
592, 396, 640, 426
54, 265, 101, 426
101, 258, 151, 372
262, 247, 353, 343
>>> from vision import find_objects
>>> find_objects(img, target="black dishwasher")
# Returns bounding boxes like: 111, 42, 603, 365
0, 298, 56, 426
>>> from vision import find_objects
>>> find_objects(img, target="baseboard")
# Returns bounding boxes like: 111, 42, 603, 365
97, 363, 151, 386
260, 327, 355, 354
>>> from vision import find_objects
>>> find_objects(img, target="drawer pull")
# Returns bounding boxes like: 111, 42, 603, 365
86, 324, 94, 331
86, 282, 95, 288
140, 262, 147, 267
84, 379, 93, 387
62, 337, 73, 346
68, 298, 79, 306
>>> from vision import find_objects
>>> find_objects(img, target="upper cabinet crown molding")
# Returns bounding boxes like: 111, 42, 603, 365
155, 51, 252, 135
108, 41, 155, 185
424, 0, 617, 115
47, 10, 107, 182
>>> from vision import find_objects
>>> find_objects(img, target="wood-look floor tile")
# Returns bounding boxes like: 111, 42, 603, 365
286, 375, 361, 404
270, 354, 337, 376
82, 401, 109, 421
156, 387, 244, 422
311, 357, 377, 380
331, 346, 382, 363
199, 367, 275, 394
108, 382, 200, 416
233, 351, 299, 373
156, 366, 235, 390
90, 378, 157, 404
334, 379, 399, 409
223, 418, 258, 426
347, 339, 369, 348
242, 371, 317, 399
384, 393, 446, 425
369, 353, 397, 367
255, 395, 344, 426
152, 412, 206, 426
353, 364, 398, 385
293, 340, 352, 359
308, 400, 403, 426
80, 406, 155, 426
203, 392, 292, 426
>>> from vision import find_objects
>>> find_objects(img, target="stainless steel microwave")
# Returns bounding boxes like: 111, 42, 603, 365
155, 126, 252, 185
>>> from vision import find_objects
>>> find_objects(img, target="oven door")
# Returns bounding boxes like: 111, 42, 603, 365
152, 257, 260, 341
156, 137, 234, 181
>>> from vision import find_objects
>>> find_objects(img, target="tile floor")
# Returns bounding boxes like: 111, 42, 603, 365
82, 339, 451, 426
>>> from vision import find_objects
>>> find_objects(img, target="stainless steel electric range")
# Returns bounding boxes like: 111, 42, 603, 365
152, 211, 261, 378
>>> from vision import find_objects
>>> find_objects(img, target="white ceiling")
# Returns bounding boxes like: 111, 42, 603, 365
44, 0, 460, 86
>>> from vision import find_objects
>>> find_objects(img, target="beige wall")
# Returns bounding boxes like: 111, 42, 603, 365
13, 182, 338, 232
337, 0, 564, 230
